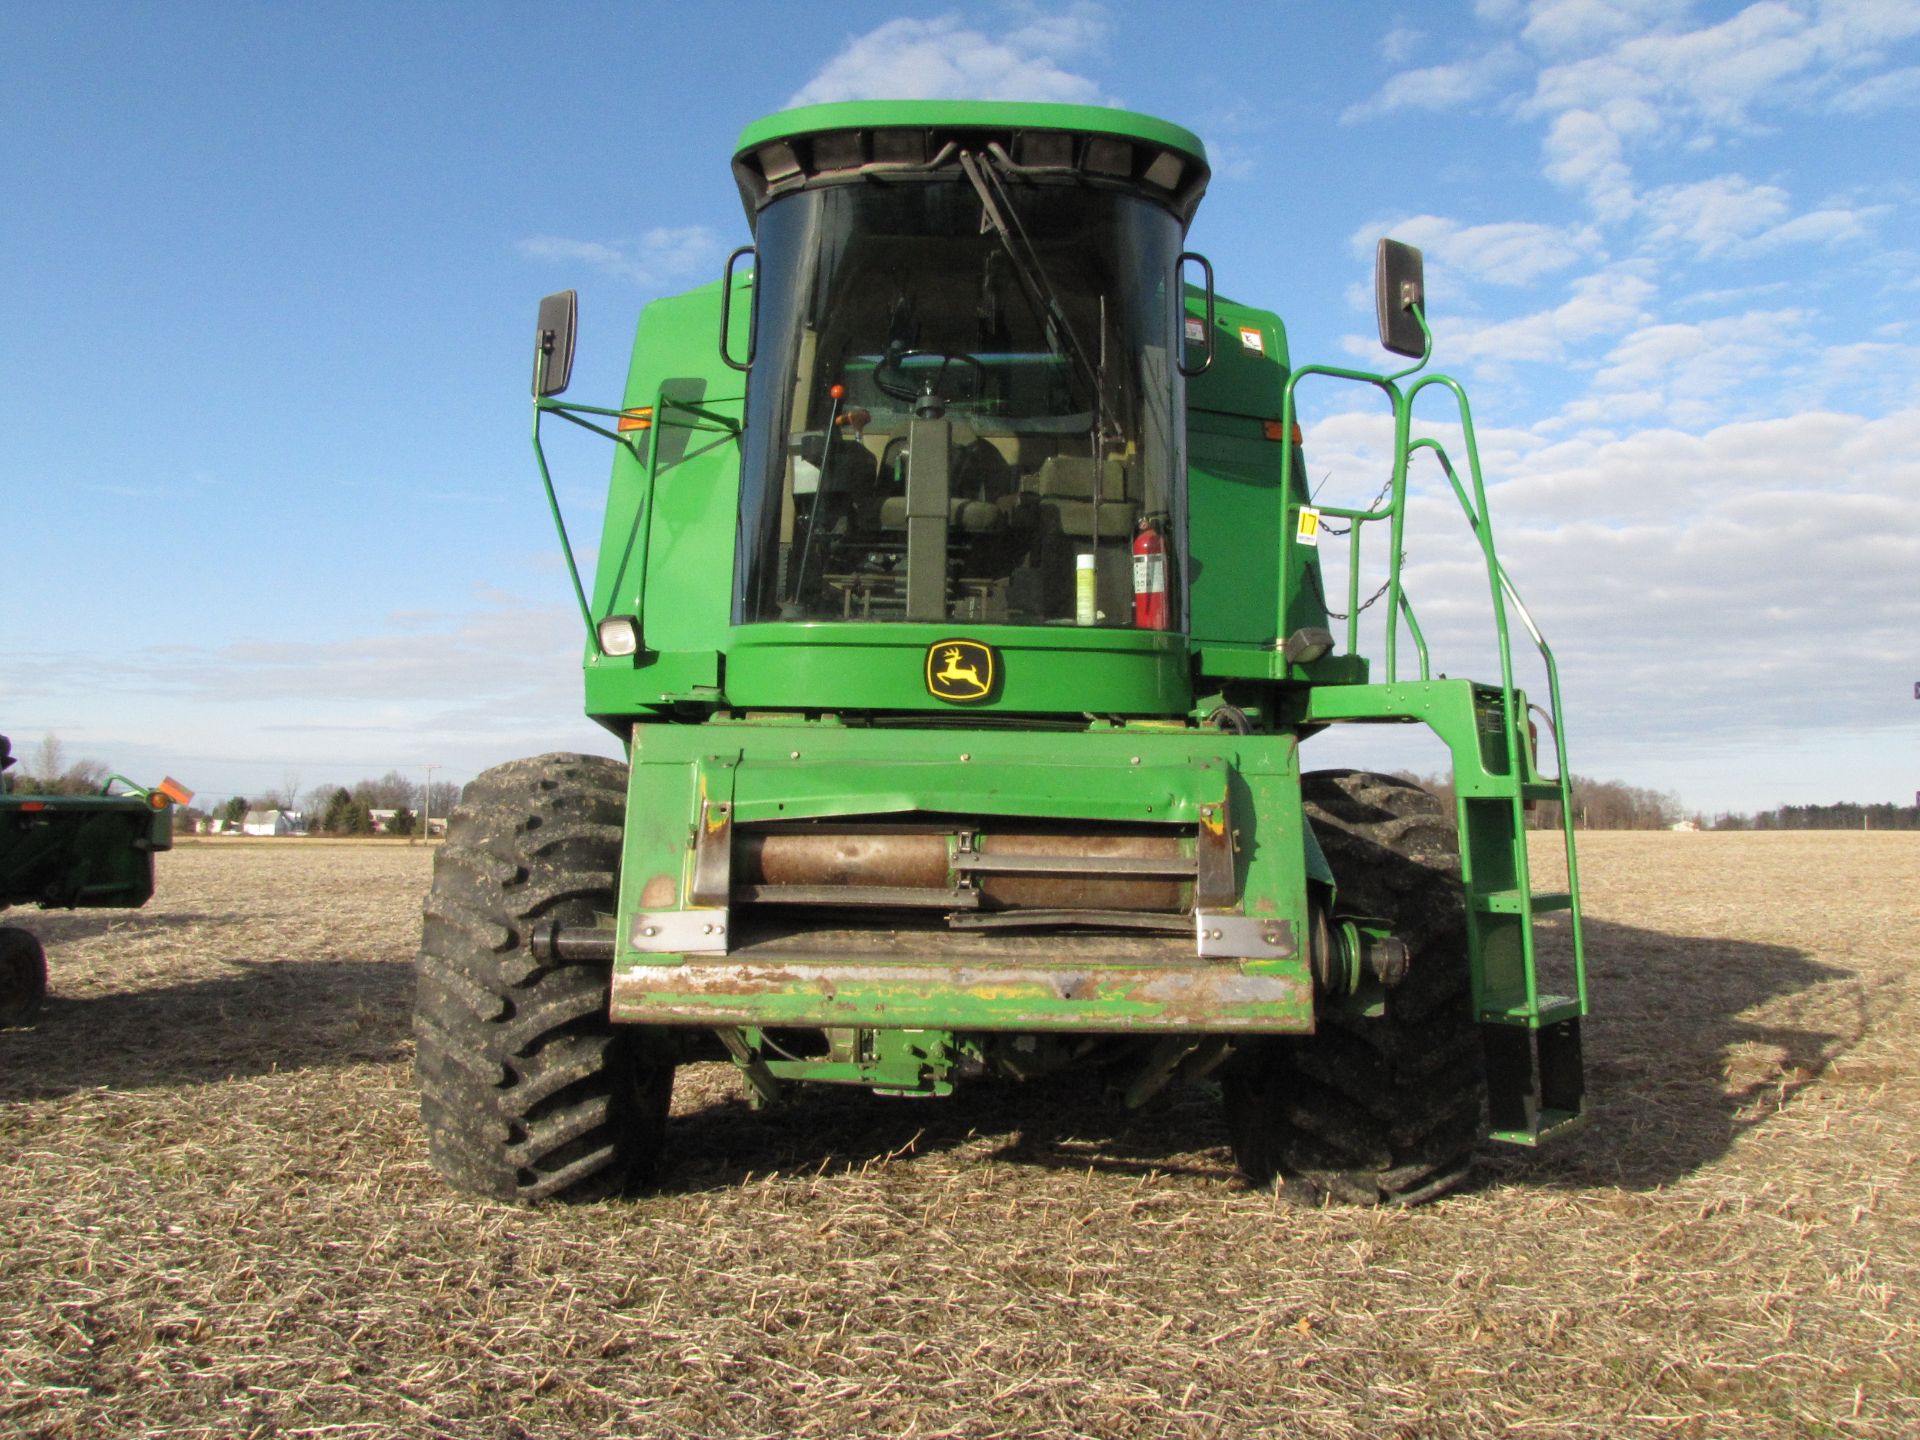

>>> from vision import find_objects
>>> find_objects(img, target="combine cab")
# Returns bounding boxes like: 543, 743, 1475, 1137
415, 101, 1588, 1205
0, 735, 186, 1026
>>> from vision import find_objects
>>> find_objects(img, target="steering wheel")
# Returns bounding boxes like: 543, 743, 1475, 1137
872, 348, 985, 404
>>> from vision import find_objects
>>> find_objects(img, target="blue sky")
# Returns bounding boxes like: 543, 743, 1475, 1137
5, 1, 1917, 815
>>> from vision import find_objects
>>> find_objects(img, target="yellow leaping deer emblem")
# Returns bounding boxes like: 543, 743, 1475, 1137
925, 639, 995, 702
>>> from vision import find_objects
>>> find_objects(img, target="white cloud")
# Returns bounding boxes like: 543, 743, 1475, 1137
1520, 0, 1680, 55
1540, 107, 1642, 219
1356, 214, 1602, 286
1381, 26, 1424, 64
1830, 62, 1920, 111
1590, 309, 1814, 424
1301, 402, 1920, 810
4, 586, 617, 796
1641, 174, 1791, 256
1405, 5, 1920, 239
1444, 265, 1658, 365
1524, 5, 1830, 129
1342, 45, 1525, 121
1742, 204, 1886, 251
518, 226, 718, 288
788, 6, 1112, 107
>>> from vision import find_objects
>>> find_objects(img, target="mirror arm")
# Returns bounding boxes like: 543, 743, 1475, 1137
1381, 305, 1434, 385
531, 402, 602, 653
537, 397, 652, 457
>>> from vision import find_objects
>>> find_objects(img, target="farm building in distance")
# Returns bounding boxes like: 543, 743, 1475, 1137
240, 810, 303, 836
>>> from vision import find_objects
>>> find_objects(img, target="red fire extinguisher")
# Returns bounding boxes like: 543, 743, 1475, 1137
1133, 516, 1168, 630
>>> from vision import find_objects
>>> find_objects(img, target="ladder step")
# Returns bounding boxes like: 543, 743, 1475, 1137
1483, 995, 1583, 1026
1521, 781, 1564, 802
1471, 889, 1572, 915
1489, 1109, 1586, 1147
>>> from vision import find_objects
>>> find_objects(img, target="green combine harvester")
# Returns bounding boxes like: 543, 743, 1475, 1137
415, 100, 1588, 1206
0, 735, 186, 1027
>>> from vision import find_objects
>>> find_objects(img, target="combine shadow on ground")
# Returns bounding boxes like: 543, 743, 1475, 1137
0, 958, 411, 1101
657, 914, 1856, 1199
0, 913, 1859, 1199
0, 909, 250, 944
1486, 914, 1864, 1195
661, 1067, 1233, 1197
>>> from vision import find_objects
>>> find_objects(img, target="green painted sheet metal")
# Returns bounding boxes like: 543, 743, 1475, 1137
723, 622, 1191, 716
1189, 416, 1285, 652
1183, 289, 1335, 677
610, 721, 1315, 1034
582, 279, 745, 719
1186, 290, 1288, 420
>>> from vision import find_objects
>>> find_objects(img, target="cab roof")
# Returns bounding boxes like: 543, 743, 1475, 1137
731, 100, 1210, 228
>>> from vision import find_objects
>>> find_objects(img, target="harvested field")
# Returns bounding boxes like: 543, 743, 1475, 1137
2, 832, 1916, 1438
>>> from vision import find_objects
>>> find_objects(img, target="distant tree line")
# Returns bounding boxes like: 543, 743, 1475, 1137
1394, 771, 1918, 830
1397, 772, 1684, 830
1712, 802, 1919, 831
3, 735, 110, 796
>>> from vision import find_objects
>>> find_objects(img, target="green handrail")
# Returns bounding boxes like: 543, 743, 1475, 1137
1273, 313, 1586, 1019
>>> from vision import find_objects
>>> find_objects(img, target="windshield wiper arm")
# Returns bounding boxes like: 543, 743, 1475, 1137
957, 149, 1102, 403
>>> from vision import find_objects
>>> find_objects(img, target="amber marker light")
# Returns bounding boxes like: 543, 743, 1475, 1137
1263, 420, 1304, 444
616, 407, 653, 432
147, 778, 191, 810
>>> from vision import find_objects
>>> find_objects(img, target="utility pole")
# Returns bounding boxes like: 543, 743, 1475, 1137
422, 764, 440, 845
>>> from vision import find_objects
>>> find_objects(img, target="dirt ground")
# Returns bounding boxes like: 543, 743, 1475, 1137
1, 831, 1915, 1439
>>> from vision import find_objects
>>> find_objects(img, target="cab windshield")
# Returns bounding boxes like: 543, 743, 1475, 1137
736, 170, 1185, 628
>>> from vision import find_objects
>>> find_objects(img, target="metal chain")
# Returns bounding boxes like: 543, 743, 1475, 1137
1315, 473, 1395, 537
1309, 555, 1406, 620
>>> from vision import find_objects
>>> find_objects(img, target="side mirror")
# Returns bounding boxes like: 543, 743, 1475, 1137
534, 290, 578, 397
1374, 239, 1426, 359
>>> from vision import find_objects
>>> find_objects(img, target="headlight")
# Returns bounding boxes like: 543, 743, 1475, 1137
596, 615, 641, 657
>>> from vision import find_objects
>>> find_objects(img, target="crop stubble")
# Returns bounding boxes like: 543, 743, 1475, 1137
1, 832, 1915, 1438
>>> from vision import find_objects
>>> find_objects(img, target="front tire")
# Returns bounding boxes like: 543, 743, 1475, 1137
413, 753, 671, 1203
1221, 770, 1485, 1205
0, 926, 48, 1028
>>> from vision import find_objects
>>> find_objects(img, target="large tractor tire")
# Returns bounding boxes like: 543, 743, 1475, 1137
0, 926, 48, 1028
413, 753, 672, 1203
1221, 769, 1485, 1205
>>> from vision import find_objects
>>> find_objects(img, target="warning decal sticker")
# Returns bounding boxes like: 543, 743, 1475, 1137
1239, 326, 1265, 354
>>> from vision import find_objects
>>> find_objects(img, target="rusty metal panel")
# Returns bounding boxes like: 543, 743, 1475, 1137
735, 883, 980, 909
974, 829, 1190, 912
689, 793, 733, 907
741, 829, 951, 889
610, 955, 1313, 1032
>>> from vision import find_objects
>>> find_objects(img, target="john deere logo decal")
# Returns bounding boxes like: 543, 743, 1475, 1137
926, 639, 996, 703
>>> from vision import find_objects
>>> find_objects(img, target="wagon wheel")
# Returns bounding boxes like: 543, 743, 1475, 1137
0, 926, 48, 1028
